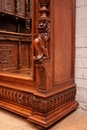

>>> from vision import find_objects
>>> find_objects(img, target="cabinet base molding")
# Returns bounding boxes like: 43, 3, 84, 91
28, 101, 78, 128
0, 85, 78, 128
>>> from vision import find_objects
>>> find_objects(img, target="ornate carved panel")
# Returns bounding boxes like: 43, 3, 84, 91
2, 0, 14, 14
17, 0, 22, 14
20, 42, 29, 68
16, 0, 25, 17
0, 41, 17, 70
5, 0, 11, 11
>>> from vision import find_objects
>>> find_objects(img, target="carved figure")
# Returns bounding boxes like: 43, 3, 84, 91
33, 21, 50, 60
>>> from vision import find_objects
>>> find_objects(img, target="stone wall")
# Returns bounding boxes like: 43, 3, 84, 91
76, 0, 87, 110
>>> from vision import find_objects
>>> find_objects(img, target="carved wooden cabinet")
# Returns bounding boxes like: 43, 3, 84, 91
0, 0, 78, 128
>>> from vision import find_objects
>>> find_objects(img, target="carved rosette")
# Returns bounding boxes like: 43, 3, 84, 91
34, 0, 50, 93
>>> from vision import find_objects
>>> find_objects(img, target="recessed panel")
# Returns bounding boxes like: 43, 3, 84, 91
53, 0, 74, 84
2, 0, 15, 14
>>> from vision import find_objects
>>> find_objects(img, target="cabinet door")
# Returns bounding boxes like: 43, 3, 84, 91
2, 0, 15, 14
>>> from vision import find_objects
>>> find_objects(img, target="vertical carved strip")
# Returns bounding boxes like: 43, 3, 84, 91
18, 41, 22, 70
33, 0, 50, 93
15, 0, 18, 15
25, 0, 31, 34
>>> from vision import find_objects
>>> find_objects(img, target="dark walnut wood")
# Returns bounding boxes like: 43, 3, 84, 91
0, 0, 78, 128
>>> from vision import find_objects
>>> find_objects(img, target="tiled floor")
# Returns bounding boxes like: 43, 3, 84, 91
0, 108, 87, 130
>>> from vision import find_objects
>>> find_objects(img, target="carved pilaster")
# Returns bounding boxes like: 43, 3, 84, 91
33, 0, 50, 93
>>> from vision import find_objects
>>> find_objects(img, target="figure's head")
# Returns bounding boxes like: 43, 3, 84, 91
38, 21, 50, 33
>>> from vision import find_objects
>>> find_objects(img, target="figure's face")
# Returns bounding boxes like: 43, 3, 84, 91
38, 22, 47, 33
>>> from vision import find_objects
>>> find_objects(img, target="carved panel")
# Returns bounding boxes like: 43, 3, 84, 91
0, 41, 18, 70
16, 0, 25, 17
38, 66, 46, 86
5, 0, 11, 11
35, 60, 50, 93
17, 0, 22, 14
21, 42, 29, 68
2, 0, 14, 14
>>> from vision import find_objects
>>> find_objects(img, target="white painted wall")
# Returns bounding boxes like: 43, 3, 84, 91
76, 0, 87, 110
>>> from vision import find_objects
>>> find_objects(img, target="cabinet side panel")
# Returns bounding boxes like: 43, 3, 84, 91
53, 0, 75, 84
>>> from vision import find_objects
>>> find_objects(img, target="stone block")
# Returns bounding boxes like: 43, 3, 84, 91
75, 58, 87, 68
76, 0, 84, 7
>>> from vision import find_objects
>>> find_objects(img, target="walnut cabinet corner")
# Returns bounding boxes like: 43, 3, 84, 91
0, 0, 79, 128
